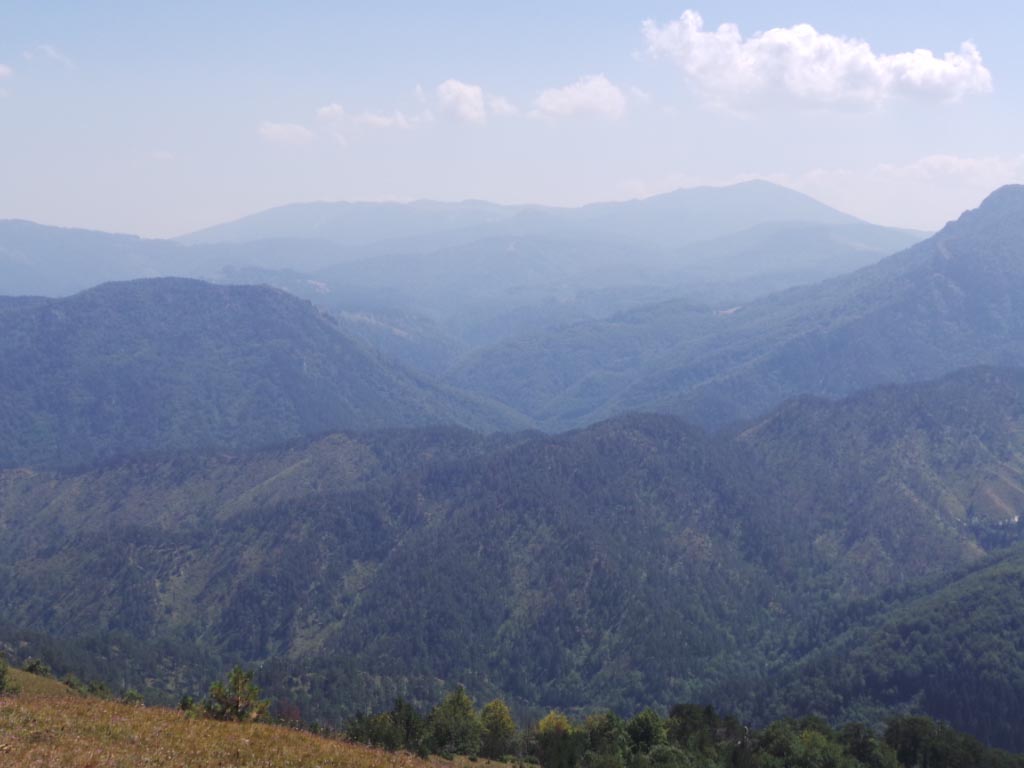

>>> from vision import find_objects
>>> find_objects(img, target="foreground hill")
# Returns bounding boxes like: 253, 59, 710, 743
2, 367, 1023, 739
0, 679, 440, 768
5, 666, 1020, 768
450, 185, 1024, 429
0, 277, 520, 468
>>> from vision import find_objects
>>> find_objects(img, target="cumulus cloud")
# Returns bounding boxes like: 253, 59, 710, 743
436, 79, 518, 123
315, 102, 431, 145
258, 121, 313, 145
643, 10, 993, 107
437, 79, 488, 123
533, 74, 627, 118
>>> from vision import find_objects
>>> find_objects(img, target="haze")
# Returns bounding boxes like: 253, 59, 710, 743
3, 0, 1022, 237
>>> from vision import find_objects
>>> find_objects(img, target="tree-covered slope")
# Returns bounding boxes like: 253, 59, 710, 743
449, 185, 1024, 429
0, 277, 521, 468
725, 544, 1024, 751
3, 368, 1024, 729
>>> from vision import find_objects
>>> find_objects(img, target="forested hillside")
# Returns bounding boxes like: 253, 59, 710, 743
0, 277, 521, 468
3, 368, 1024, 745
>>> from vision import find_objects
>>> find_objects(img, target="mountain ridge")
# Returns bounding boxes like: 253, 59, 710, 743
0, 276, 523, 469
447, 184, 1024, 429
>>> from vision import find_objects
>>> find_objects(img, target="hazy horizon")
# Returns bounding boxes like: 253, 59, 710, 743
4, 2, 1023, 237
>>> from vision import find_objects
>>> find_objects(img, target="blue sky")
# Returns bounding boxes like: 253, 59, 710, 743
2, 1, 1022, 236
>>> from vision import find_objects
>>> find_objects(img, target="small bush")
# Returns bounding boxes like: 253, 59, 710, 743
122, 689, 145, 706
202, 665, 269, 722
62, 673, 87, 695
23, 657, 52, 677
87, 680, 112, 698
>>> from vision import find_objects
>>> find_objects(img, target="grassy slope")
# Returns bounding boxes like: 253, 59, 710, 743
5, 668, 77, 697
0, 672, 464, 768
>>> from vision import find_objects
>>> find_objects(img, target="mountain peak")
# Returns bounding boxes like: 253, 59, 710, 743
943, 184, 1024, 236
977, 183, 1024, 212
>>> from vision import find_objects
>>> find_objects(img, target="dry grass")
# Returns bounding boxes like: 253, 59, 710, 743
4, 668, 77, 698
0, 679, 471, 768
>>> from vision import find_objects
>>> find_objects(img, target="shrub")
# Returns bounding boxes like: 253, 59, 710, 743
122, 689, 145, 706
23, 657, 51, 677
202, 665, 269, 722
62, 673, 87, 694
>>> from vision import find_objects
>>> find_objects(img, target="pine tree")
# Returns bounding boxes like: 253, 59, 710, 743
202, 665, 269, 722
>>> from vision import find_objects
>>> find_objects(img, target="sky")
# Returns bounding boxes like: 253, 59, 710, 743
2, 1, 1023, 237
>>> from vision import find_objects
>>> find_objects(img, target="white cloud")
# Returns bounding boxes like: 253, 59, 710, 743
354, 110, 411, 129
437, 79, 488, 123
488, 95, 518, 116
533, 74, 627, 119
316, 103, 348, 144
436, 79, 518, 123
152, 150, 175, 162
0, 64, 12, 79
258, 121, 313, 145
643, 10, 993, 108
315, 101, 431, 145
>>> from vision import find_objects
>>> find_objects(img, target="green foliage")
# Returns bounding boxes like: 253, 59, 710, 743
626, 709, 668, 754
429, 686, 483, 757
61, 673, 87, 694
481, 698, 517, 758
202, 666, 269, 722
346, 698, 426, 753
122, 688, 144, 706
0, 655, 8, 694
730, 545, 1024, 751
348, 711, 406, 751
883, 715, 1024, 768
23, 657, 51, 677
537, 711, 588, 768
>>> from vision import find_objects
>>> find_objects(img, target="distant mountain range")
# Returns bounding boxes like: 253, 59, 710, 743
178, 180, 874, 250
450, 185, 1024, 428
0, 277, 521, 468
2, 366, 1024, 747
0, 182, 923, 357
